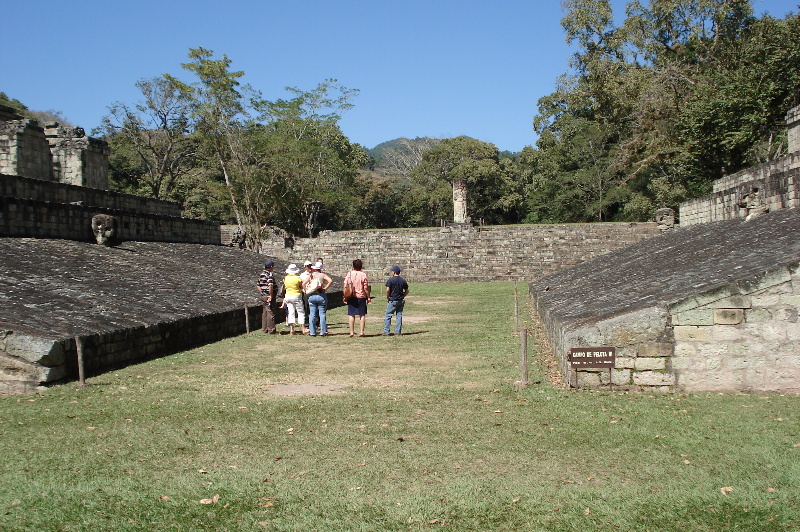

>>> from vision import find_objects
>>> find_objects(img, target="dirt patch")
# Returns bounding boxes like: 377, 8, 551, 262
265, 383, 349, 395
412, 297, 461, 306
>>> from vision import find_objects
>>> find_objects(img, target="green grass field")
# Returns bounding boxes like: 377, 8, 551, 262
1, 282, 798, 531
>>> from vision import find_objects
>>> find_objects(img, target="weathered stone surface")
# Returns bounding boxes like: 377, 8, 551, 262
3, 334, 64, 366
634, 357, 667, 371
267, 221, 662, 283
0, 238, 344, 389
531, 207, 800, 393
673, 310, 714, 326
632, 371, 676, 386
714, 309, 744, 325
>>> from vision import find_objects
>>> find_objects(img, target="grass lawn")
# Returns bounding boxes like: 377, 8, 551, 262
1, 281, 798, 531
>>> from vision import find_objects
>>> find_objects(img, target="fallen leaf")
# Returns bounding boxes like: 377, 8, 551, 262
684, 460, 691, 465
86, 427, 95, 430
767, 487, 776, 493
429, 519, 440, 524
200, 494, 220, 505
160, 496, 171, 502
720, 487, 734, 496
584, 508, 591, 515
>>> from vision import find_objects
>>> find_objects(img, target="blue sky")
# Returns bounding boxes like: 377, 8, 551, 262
3, 0, 797, 153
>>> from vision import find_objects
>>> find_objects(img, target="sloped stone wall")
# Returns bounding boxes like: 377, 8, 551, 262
0, 238, 345, 394
529, 208, 800, 393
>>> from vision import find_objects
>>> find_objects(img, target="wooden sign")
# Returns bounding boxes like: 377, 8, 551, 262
569, 347, 615, 368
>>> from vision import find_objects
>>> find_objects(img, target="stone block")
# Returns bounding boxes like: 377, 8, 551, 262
694, 285, 742, 308
781, 294, 800, 307
670, 357, 694, 370
673, 326, 711, 342
745, 308, 773, 323
576, 371, 602, 387
4, 334, 65, 366
637, 342, 673, 357
674, 343, 697, 356
616, 357, 636, 369
669, 297, 699, 314
751, 293, 783, 307
727, 356, 767, 370
701, 295, 751, 309
597, 368, 632, 385
714, 309, 744, 325
705, 357, 721, 370
635, 357, 667, 371
729, 343, 752, 356
787, 322, 800, 340
773, 307, 798, 322
711, 326, 743, 341
673, 310, 713, 326
632, 371, 676, 386
698, 343, 729, 358
749, 268, 793, 292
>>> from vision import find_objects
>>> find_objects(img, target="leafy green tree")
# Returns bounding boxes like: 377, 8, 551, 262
532, 0, 800, 222
409, 136, 506, 225
98, 77, 197, 200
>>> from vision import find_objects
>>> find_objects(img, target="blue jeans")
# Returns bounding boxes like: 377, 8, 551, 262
384, 299, 405, 334
308, 293, 328, 335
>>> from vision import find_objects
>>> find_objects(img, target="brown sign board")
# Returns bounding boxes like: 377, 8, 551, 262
569, 347, 616, 368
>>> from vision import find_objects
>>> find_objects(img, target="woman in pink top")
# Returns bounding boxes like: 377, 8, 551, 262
343, 259, 371, 337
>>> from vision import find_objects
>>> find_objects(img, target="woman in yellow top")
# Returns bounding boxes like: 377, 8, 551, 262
281, 264, 308, 335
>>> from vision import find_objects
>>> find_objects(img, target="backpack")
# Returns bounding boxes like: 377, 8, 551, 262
304, 273, 322, 295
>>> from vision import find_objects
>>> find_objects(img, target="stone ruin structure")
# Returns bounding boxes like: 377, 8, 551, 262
0, 103, 343, 394
0, 105, 109, 188
531, 105, 800, 393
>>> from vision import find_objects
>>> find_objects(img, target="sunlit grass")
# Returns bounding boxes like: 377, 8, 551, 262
0, 282, 798, 531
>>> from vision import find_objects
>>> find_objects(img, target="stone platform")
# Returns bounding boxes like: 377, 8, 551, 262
0, 239, 342, 394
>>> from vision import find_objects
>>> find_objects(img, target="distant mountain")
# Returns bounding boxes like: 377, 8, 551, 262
368, 137, 442, 177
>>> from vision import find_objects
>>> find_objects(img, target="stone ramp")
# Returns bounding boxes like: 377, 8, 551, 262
530, 208, 800, 392
0, 239, 342, 394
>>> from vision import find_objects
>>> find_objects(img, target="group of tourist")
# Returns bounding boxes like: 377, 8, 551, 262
255, 258, 409, 337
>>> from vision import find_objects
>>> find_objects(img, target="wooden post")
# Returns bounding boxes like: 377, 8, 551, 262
513, 281, 519, 334
244, 306, 250, 335
75, 336, 86, 388
515, 328, 529, 387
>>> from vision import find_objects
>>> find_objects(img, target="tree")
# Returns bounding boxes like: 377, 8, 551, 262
172, 47, 251, 227
98, 76, 197, 200
409, 136, 504, 225
255, 79, 368, 237
531, 0, 800, 222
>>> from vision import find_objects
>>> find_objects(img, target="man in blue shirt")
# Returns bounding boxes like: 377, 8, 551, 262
383, 265, 409, 336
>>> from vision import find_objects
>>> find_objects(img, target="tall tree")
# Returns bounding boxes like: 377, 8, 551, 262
98, 77, 197, 200
409, 136, 504, 225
